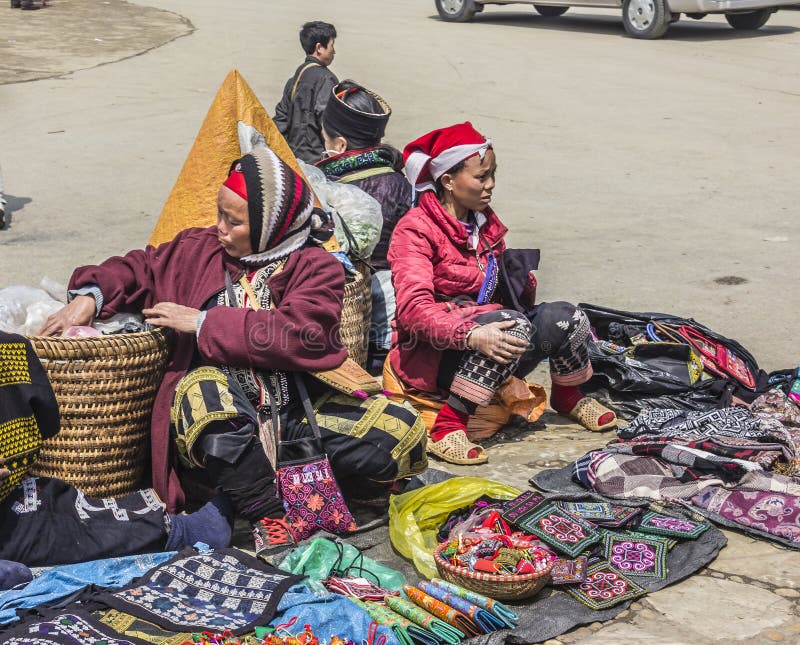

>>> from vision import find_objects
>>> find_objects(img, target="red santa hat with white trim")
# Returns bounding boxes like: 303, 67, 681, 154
403, 122, 492, 193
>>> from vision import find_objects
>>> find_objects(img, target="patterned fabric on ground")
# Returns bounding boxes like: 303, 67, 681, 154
1, 608, 149, 644
96, 548, 301, 635
566, 562, 647, 610
619, 407, 795, 454
512, 501, 601, 557
751, 388, 800, 471
549, 556, 588, 585
603, 534, 668, 579
0, 552, 174, 626
573, 443, 800, 503
94, 608, 192, 645
568, 405, 800, 545
691, 488, 800, 544
635, 511, 710, 539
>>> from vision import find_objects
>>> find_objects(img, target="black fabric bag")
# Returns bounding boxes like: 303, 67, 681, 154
497, 248, 540, 314
578, 303, 792, 419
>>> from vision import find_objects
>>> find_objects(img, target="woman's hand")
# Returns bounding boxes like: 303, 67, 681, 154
466, 320, 528, 364
0, 457, 10, 481
37, 295, 96, 336
143, 302, 201, 334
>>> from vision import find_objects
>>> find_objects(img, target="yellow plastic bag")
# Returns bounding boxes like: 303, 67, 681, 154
388, 477, 521, 578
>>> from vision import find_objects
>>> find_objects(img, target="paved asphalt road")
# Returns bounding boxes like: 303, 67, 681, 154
1, 0, 798, 370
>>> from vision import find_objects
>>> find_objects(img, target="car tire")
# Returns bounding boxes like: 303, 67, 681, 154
435, 0, 478, 22
622, 0, 671, 38
534, 5, 569, 16
725, 9, 772, 30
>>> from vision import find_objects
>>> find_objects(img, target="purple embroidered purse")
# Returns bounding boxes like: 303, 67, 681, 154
274, 373, 356, 541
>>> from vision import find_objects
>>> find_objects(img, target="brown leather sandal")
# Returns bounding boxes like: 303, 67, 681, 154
427, 429, 488, 465
567, 397, 618, 432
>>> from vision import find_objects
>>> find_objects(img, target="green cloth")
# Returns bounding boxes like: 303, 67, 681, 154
278, 537, 406, 591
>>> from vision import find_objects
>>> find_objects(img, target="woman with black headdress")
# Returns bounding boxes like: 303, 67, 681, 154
316, 80, 412, 374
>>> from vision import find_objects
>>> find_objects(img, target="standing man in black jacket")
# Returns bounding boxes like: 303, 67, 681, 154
274, 21, 338, 163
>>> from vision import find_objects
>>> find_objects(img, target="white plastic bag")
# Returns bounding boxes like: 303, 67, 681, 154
298, 160, 383, 259
0, 286, 63, 335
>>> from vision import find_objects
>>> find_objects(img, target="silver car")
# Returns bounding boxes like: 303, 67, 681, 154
434, 0, 797, 38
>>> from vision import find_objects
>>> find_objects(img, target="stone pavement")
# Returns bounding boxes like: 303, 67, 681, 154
2, 1, 799, 642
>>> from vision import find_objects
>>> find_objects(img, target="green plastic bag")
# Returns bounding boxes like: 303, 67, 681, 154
388, 477, 521, 578
278, 537, 407, 591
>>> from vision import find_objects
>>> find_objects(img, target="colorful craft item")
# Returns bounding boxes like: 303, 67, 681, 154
604, 534, 668, 579
565, 562, 647, 611
418, 580, 505, 633
429, 578, 518, 628
623, 530, 677, 551
513, 501, 602, 558
635, 512, 710, 539
439, 534, 554, 577
386, 594, 466, 643
350, 598, 439, 645
593, 504, 642, 528
321, 575, 398, 601
480, 510, 512, 535
500, 490, 545, 525
549, 556, 589, 585
558, 501, 615, 521
403, 583, 481, 637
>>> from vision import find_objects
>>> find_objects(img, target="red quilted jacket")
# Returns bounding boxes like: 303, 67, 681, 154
387, 192, 508, 394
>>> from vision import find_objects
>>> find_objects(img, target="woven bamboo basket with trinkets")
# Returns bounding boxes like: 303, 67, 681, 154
434, 540, 553, 601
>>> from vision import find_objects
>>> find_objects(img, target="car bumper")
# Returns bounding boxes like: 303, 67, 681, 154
668, 0, 797, 12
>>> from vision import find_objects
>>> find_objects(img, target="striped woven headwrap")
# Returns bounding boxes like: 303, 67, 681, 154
227, 145, 314, 265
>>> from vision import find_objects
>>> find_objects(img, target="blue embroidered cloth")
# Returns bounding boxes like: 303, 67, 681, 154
0, 552, 175, 625
98, 548, 301, 636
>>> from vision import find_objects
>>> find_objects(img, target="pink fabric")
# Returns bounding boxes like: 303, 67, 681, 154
387, 191, 508, 394
69, 227, 347, 512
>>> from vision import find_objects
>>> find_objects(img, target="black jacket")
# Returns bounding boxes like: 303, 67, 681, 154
274, 57, 338, 164
351, 169, 412, 270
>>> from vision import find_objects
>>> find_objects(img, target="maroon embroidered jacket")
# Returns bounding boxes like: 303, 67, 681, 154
69, 226, 347, 511
387, 194, 508, 394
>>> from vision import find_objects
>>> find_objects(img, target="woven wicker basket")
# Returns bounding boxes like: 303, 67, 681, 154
27, 329, 171, 498
434, 542, 553, 601
340, 263, 371, 368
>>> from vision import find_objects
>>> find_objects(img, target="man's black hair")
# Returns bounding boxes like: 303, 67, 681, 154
300, 21, 337, 55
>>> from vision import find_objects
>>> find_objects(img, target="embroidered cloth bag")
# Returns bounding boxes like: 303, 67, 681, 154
275, 373, 357, 541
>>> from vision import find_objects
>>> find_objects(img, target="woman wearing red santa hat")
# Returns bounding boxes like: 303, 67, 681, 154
386, 122, 616, 465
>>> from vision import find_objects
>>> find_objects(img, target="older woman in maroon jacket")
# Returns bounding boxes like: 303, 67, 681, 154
388, 123, 617, 465
39, 146, 353, 554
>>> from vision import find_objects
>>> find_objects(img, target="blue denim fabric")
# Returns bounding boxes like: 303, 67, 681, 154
0, 551, 175, 625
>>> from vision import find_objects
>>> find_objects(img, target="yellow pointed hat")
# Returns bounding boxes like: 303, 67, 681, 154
149, 69, 326, 247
